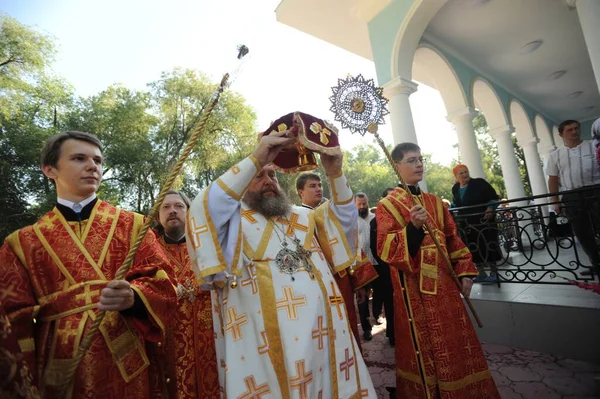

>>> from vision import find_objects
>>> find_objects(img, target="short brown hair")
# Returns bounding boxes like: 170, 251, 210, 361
296, 172, 321, 191
41, 131, 103, 167
164, 189, 191, 208
558, 120, 580, 133
391, 142, 421, 163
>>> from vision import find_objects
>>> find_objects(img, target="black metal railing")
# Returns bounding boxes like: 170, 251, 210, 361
449, 185, 600, 284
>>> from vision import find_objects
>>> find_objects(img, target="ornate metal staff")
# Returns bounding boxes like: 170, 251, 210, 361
329, 74, 483, 328
57, 46, 250, 396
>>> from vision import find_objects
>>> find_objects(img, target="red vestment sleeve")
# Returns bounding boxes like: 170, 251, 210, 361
0, 236, 39, 385
375, 201, 419, 274
126, 227, 177, 343
349, 250, 378, 290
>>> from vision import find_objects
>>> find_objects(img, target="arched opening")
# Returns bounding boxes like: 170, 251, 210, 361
535, 115, 555, 152
413, 45, 468, 113
472, 78, 508, 130
391, 0, 450, 79
413, 45, 483, 178
509, 101, 535, 144
471, 79, 526, 200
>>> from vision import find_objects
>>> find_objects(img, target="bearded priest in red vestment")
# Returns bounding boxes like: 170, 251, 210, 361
376, 143, 500, 399
0, 131, 177, 399
154, 190, 219, 398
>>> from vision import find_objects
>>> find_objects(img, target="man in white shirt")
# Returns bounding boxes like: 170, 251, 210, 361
546, 119, 600, 276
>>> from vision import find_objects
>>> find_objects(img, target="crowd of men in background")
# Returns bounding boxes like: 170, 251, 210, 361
2, 115, 598, 398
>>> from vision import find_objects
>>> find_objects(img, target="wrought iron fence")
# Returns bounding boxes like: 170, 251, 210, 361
449, 185, 600, 284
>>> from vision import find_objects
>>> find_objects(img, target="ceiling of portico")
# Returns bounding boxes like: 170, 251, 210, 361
424, 0, 600, 124
275, 0, 390, 60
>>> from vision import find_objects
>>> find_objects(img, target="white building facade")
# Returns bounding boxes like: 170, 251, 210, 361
276, 0, 600, 200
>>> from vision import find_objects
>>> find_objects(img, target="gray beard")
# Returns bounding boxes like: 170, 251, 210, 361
243, 189, 292, 219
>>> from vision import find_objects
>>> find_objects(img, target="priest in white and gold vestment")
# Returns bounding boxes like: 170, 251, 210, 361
186, 114, 376, 398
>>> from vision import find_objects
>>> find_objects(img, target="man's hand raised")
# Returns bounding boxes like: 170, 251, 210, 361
320, 151, 343, 177
252, 129, 296, 167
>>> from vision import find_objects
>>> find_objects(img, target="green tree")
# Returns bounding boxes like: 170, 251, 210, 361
0, 17, 259, 241
63, 68, 258, 213
62, 85, 157, 208
0, 15, 72, 241
342, 144, 397, 204
149, 68, 257, 200
0, 14, 57, 118
341, 144, 454, 204
423, 157, 453, 200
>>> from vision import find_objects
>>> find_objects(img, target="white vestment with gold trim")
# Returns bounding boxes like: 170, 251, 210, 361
187, 155, 376, 399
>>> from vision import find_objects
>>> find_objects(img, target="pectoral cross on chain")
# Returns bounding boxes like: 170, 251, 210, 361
291, 237, 314, 279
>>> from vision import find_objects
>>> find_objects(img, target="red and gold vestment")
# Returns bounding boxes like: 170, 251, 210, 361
0, 200, 176, 399
156, 235, 219, 399
377, 188, 499, 399
332, 249, 377, 352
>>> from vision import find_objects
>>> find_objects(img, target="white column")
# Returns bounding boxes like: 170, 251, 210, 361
383, 77, 419, 145
382, 77, 428, 192
446, 107, 485, 179
568, 0, 600, 92
516, 137, 547, 243
519, 137, 548, 198
488, 125, 526, 200
538, 143, 556, 191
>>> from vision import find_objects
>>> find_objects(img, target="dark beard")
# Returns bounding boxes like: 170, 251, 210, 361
243, 189, 292, 219
165, 225, 185, 240
358, 208, 369, 218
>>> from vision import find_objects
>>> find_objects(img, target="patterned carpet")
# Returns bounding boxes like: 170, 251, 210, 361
360, 317, 600, 399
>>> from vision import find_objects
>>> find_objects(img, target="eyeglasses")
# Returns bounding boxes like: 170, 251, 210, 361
399, 157, 426, 165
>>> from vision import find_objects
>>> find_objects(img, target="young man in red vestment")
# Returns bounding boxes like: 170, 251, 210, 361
376, 143, 500, 399
154, 190, 219, 398
0, 131, 177, 399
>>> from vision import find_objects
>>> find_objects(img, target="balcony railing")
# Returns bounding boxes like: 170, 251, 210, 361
449, 185, 600, 284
